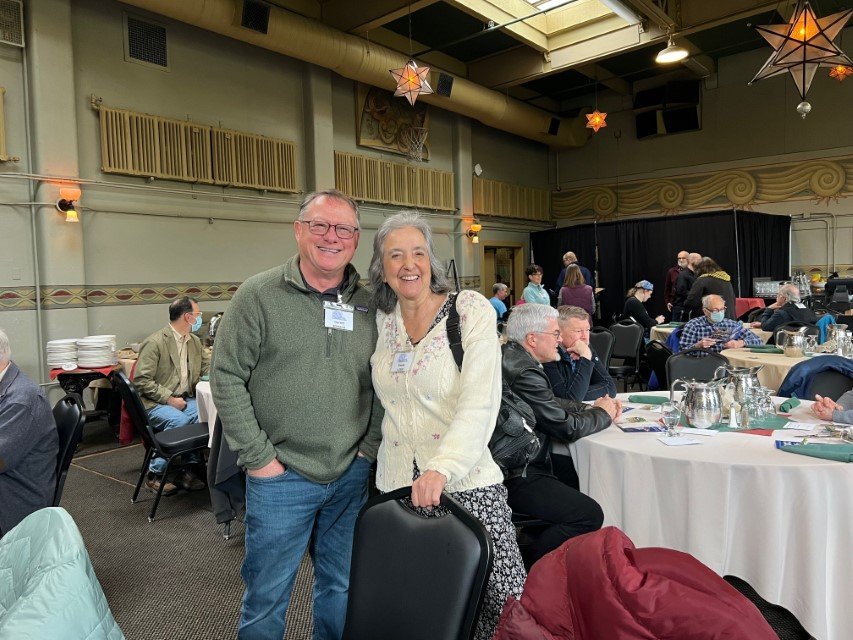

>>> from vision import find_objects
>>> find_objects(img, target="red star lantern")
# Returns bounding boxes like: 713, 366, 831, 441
389, 60, 433, 106
750, 1, 853, 104
829, 64, 853, 81
586, 110, 607, 133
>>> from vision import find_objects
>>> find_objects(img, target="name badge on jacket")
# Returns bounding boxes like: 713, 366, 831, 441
324, 301, 354, 331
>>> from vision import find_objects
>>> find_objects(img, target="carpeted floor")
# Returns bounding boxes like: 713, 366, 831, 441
63, 422, 315, 640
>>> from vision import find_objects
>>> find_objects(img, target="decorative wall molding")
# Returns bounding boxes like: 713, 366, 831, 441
552, 155, 853, 221
0, 282, 240, 311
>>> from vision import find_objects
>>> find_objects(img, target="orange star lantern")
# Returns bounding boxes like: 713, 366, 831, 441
390, 60, 433, 106
586, 110, 607, 133
829, 64, 853, 81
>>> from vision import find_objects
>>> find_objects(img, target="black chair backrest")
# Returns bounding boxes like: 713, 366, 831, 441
588, 328, 615, 369
834, 315, 853, 331
343, 486, 493, 640
645, 340, 674, 390
609, 321, 644, 364
113, 371, 159, 454
52, 393, 85, 506
666, 349, 729, 383
738, 307, 763, 322
807, 370, 853, 402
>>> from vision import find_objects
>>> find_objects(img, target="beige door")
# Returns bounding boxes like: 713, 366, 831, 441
482, 244, 525, 306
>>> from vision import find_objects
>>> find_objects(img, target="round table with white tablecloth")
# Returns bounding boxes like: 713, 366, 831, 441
721, 347, 813, 392
569, 391, 853, 640
650, 324, 772, 345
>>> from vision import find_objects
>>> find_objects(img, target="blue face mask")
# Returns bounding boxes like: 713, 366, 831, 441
191, 313, 203, 332
708, 310, 725, 323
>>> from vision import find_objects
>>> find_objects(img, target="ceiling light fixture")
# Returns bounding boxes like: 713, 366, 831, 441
586, 110, 607, 133
829, 64, 853, 81
656, 32, 689, 64
390, 5, 434, 106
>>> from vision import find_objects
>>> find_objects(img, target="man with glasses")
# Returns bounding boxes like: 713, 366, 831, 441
135, 296, 209, 494
501, 303, 617, 565
212, 189, 382, 640
679, 294, 762, 355
543, 306, 616, 402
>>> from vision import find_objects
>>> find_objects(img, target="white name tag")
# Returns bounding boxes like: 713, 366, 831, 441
323, 301, 354, 331
794, 303, 807, 309
391, 352, 413, 373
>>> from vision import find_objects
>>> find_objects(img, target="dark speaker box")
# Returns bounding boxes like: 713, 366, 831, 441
635, 110, 660, 139
548, 117, 561, 136
633, 86, 665, 111
436, 73, 454, 97
664, 80, 700, 106
662, 106, 700, 133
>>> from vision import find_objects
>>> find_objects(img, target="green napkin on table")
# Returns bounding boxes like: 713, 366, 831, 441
656, 322, 685, 328
750, 346, 783, 354
627, 395, 669, 405
780, 443, 853, 462
779, 395, 800, 412
715, 414, 789, 431
199, 374, 210, 381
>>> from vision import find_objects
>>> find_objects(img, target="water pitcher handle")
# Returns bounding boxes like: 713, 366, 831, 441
713, 365, 728, 380
776, 330, 786, 348
670, 378, 687, 404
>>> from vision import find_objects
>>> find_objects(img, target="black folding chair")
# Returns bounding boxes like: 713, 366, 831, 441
645, 340, 674, 391
589, 327, 615, 369
608, 320, 644, 392
807, 370, 853, 402
52, 393, 86, 506
666, 349, 729, 383
113, 371, 209, 522
343, 487, 493, 640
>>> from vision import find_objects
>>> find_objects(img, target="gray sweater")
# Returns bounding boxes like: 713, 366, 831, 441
211, 256, 383, 483
832, 390, 853, 425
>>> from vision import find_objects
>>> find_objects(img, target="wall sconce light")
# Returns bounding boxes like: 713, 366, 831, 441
56, 185, 81, 223
466, 221, 482, 244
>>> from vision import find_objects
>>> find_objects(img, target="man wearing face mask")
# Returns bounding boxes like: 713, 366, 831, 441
679, 294, 762, 355
134, 296, 210, 493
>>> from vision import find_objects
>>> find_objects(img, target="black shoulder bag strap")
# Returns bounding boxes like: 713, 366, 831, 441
446, 293, 464, 371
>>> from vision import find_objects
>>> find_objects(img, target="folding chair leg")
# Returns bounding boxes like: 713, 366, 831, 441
132, 447, 154, 503
148, 455, 173, 523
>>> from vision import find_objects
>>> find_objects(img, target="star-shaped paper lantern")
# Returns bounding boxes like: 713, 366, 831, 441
585, 110, 607, 133
389, 60, 433, 106
749, 1, 853, 109
829, 64, 853, 81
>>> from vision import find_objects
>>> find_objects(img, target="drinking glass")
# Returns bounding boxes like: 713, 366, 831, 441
661, 402, 682, 437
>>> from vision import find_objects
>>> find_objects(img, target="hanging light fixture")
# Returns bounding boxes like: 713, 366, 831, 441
390, 5, 433, 106
829, 64, 853, 81
656, 30, 689, 64
586, 82, 607, 133
749, 1, 853, 117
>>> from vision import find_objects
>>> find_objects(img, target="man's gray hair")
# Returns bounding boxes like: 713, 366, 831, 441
298, 189, 360, 224
779, 283, 800, 303
701, 294, 724, 309
557, 305, 591, 325
564, 251, 576, 262
369, 211, 451, 313
493, 283, 508, 295
0, 328, 10, 362
506, 303, 558, 343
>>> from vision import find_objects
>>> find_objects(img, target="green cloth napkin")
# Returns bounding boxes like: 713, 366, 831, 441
780, 443, 853, 462
199, 374, 210, 381
627, 395, 670, 405
656, 322, 685, 328
750, 346, 783, 354
778, 395, 800, 412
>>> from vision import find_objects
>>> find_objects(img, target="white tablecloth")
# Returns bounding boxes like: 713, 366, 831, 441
570, 391, 853, 640
195, 381, 217, 447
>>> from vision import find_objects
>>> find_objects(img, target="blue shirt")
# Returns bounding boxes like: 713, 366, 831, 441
522, 283, 551, 306
489, 296, 507, 321
679, 317, 762, 354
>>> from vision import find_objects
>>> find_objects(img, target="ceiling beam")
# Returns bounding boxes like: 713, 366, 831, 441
319, 0, 437, 34
575, 63, 632, 94
368, 27, 469, 77
621, 0, 677, 28
345, 0, 441, 34
443, 0, 550, 52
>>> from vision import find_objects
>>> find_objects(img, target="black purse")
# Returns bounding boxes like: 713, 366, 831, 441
446, 294, 540, 476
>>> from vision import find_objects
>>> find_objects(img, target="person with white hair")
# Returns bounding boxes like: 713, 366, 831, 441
680, 294, 762, 355
0, 328, 58, 537
751, 283, 817, 333
489, 282, 509, 323
555, 251, 594, 291
501, 303, 617, 564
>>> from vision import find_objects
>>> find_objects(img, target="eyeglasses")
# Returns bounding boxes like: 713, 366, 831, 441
298, 219, 359, 240
705, 308, 726, 313
532, 330, 561, 339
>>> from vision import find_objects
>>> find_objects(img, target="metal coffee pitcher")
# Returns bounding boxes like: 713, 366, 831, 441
714, 364, 764, 404
670, 378, 725, 429
775, 327, 807, 358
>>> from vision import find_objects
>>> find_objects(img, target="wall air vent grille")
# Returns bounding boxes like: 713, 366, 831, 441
0, 0, 24, 48
97, 104, 297, 193
473, 177, 550, 221
241, 0, 271, 34
126, 15, 168, 67
334, 151, 454, 212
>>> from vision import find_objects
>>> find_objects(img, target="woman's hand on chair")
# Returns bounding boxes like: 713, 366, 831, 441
412, 470, 447, 508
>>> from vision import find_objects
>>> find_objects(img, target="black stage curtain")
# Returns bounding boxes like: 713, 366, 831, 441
531, 210, 790, 322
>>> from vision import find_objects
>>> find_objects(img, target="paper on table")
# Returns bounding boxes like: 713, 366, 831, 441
783, 422, 821, 432
657, 436, 702, 446
680, 427, 718, 437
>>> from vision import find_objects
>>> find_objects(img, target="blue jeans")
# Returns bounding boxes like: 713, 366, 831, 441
146, 398, 199, 475
238, 456, 371, 640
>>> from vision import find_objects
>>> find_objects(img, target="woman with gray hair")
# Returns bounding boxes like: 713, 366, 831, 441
369, 211, 525, 639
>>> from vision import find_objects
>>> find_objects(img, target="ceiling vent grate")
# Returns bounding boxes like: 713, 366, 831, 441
0, 0, 24, 48
241, 0, 270, 34
126, 15, 168, 68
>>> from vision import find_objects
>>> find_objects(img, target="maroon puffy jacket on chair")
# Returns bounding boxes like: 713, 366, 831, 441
492, 527, 776, 640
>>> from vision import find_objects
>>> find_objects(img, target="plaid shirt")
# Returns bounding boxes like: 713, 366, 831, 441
679, 317, 762, 354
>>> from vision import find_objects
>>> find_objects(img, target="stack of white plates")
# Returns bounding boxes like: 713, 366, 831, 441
76, 335, 118, 368
46, 339, 79, 368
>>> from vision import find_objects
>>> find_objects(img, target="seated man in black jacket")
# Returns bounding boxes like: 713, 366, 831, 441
502, 303, 618, 564
751, 283, 817, 333
543, 306, 616, 402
